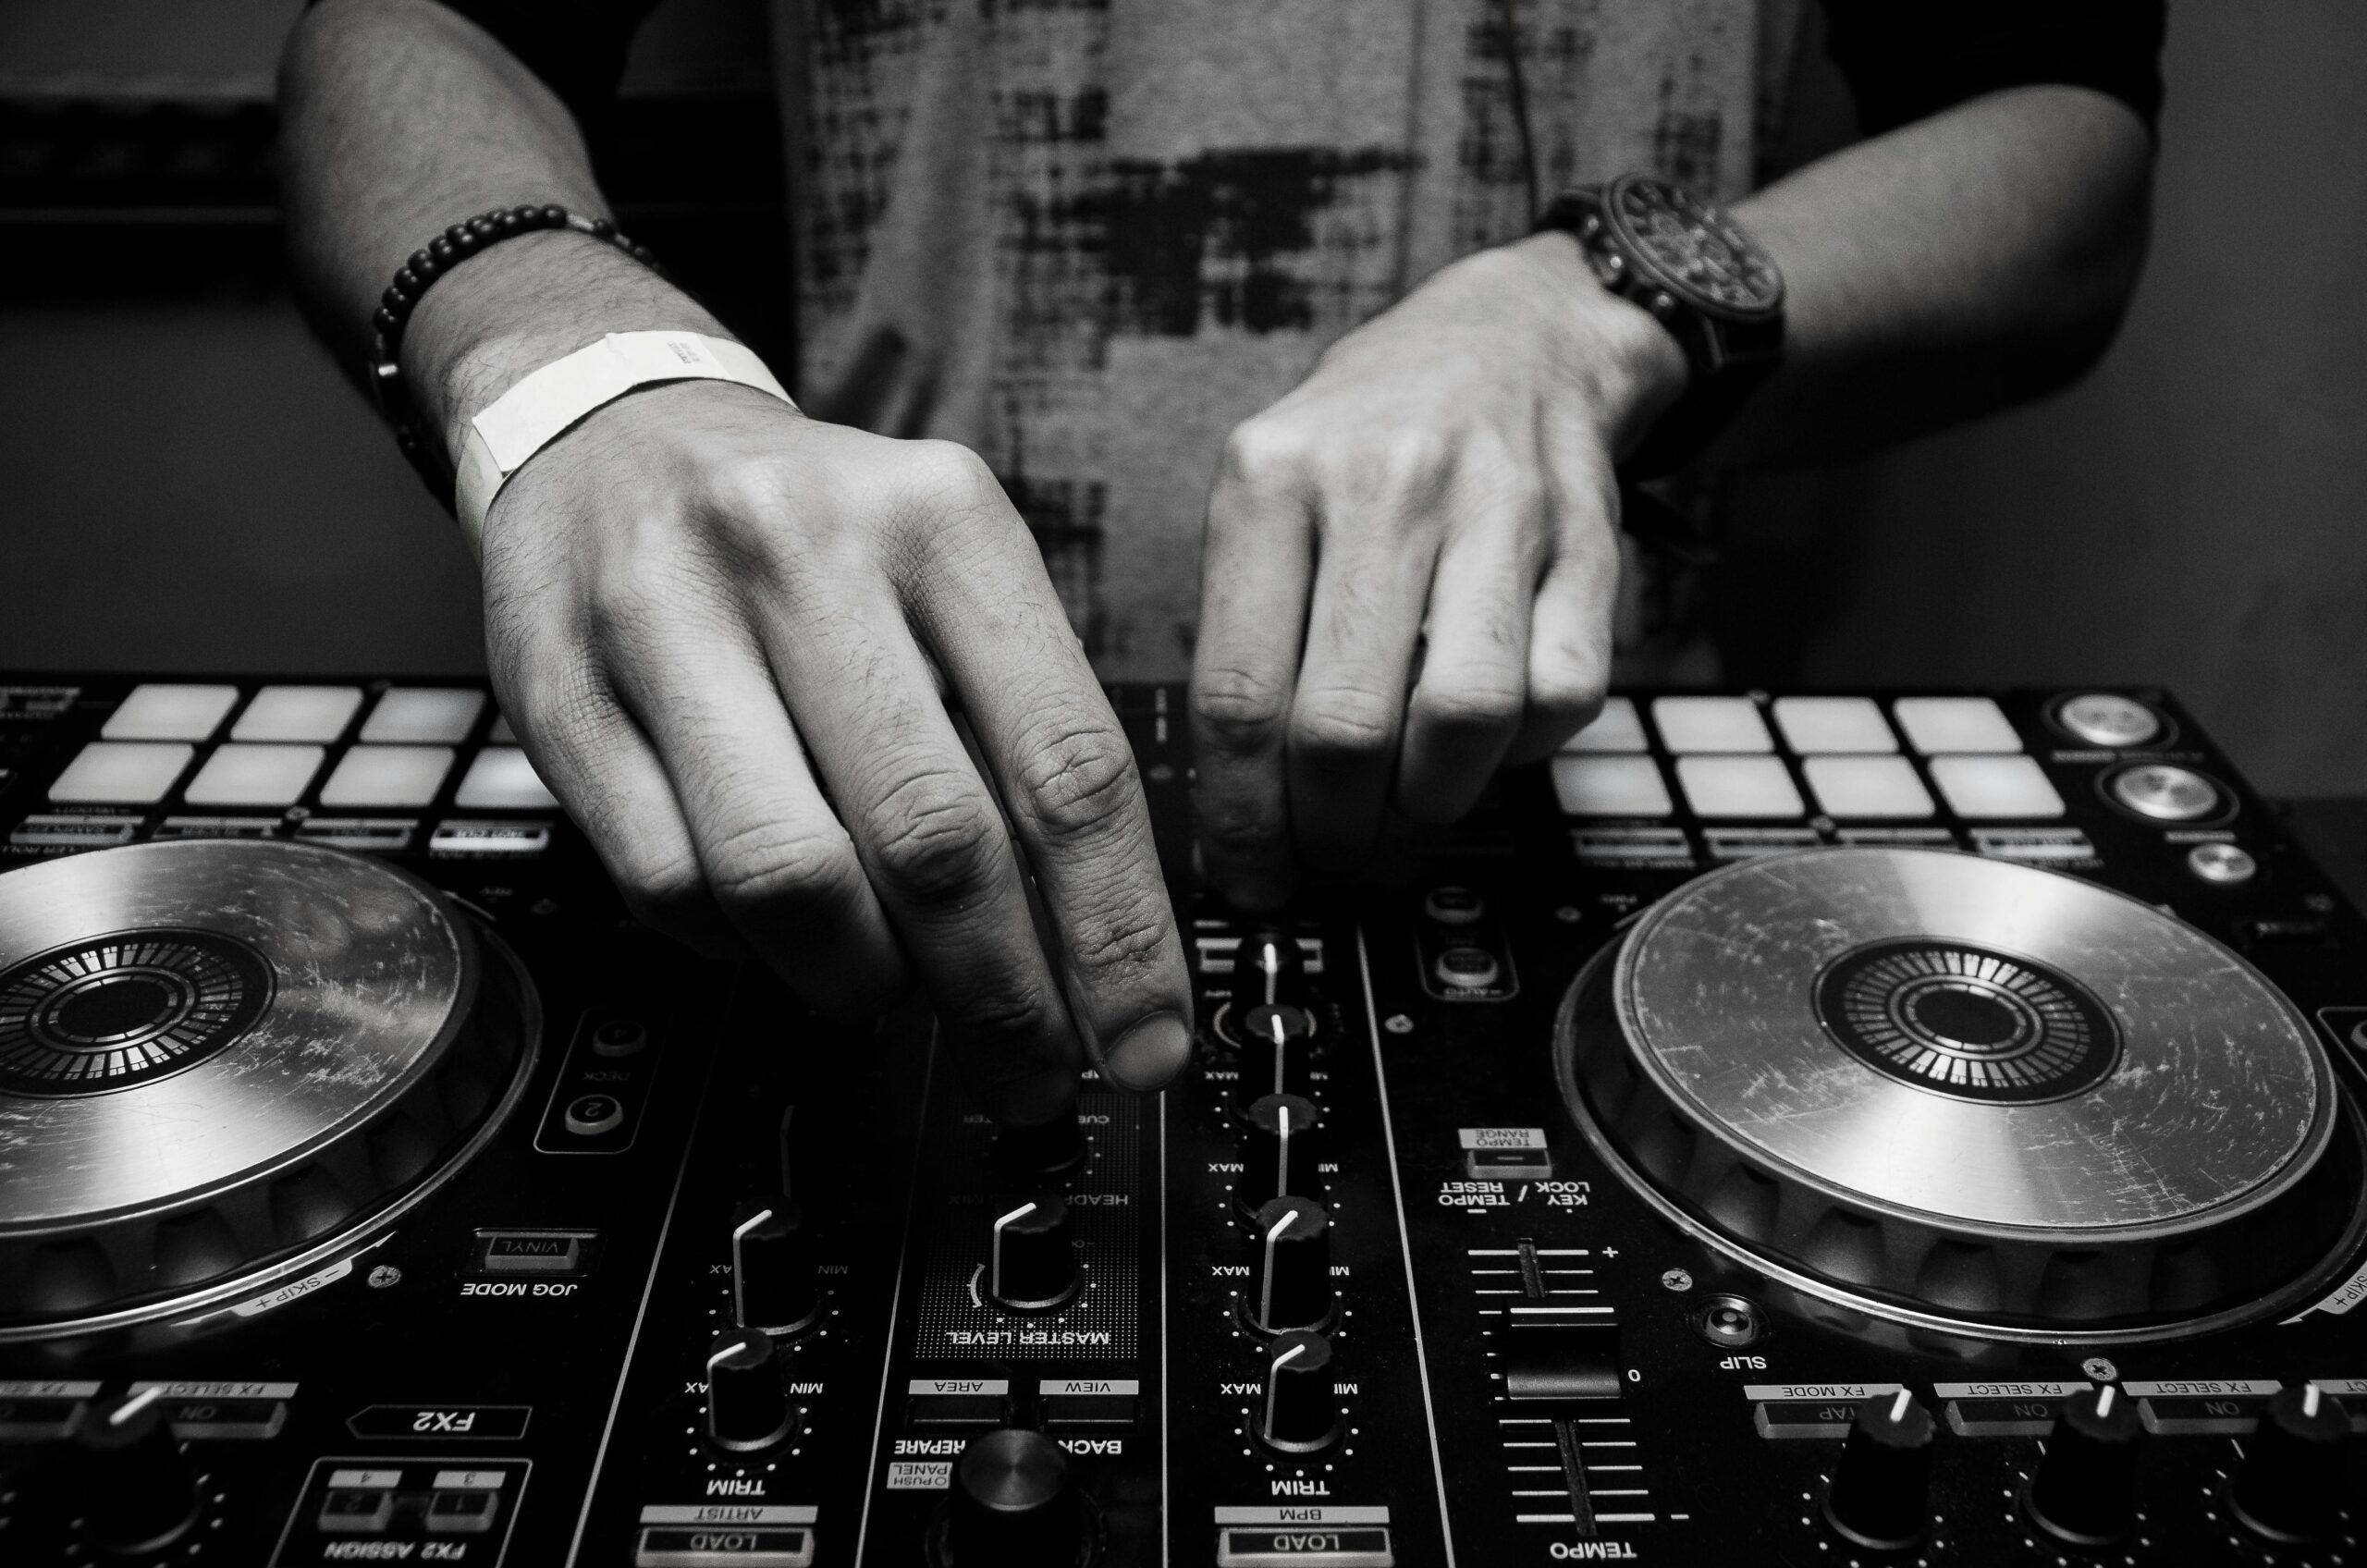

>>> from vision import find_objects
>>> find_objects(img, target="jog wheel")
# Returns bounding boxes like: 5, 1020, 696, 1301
1555, 847, 2364, 1338
0, 839, 537, 1340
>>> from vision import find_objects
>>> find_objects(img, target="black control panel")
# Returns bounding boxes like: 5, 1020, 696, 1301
0, 678, 2362, 1565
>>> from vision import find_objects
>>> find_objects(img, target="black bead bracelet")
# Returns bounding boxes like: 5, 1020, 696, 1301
365, 203, 657, 504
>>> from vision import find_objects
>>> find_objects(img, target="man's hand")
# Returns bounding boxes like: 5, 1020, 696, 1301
480, 383, 1195, 1122
1191, 234, 1686, 907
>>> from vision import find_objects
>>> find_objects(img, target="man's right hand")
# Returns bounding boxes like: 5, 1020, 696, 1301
475, 379, 1194, 1123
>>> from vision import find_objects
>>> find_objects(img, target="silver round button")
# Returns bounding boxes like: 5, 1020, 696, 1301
2057, 693, 2163, 749
2186, 842, 2257, 885
2109, 764, 2224, 822
1434, 946, 1502, 989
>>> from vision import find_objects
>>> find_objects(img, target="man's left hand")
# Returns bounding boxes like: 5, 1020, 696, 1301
1190, 232, 1688, 908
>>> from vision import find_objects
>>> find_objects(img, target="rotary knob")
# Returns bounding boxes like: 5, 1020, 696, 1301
987, 1194, 1081, 1312
996, 1100, 1085, 1179
1245, 1197, 1334, 1333
2025, 1385, 2147, 1546
1232, 929, 1306, 1011
944, 1427, 1086, 1566
730, 1197, 822, 1335
74, 1389, 203, 1556
1235, 1004, 1317, 1110
1237, 1093, 1325, 1215
704, 1329, 799, 1452
1258, 1330, 1343, 1453
2229, 1385, 2352, 1544
1821, 1390, 1934, 1552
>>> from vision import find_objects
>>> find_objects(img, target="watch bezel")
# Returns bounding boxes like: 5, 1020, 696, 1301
1598, 173, 1784, 325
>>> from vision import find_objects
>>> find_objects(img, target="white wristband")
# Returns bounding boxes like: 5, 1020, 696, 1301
453, 330, 794, 543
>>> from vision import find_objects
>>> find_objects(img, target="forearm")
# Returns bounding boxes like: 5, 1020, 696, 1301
1711, 84, 2154, 467
278, 0, 725, 457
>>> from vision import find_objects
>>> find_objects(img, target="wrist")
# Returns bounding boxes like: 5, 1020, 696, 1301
1501, 231, 1691, 456
401, 227, 730, 460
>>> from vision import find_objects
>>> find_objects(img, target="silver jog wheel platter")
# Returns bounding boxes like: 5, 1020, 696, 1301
1556, 846, 2367, 1341
0, 839, 536, 1341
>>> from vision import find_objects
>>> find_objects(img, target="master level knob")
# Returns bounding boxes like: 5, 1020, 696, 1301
730, 1196, 822, 1335
2229, 1385, 2353, 1544
1258, 1330, 1343, 1453
75, 1390, 203, 1555
945, 1428, 1085, 1566
1245, 1196, 1334, 1333
1231, 929, 1306, 1011
704, 1329, 798, 1453
1821, 1390, 1934, 1552
2025, 1385, 2146, 1547
1237, 1093, 1325, 1215
987, 1194, 1081, 1312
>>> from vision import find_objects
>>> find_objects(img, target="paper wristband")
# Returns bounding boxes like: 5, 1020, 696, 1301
454, 330, 794, 542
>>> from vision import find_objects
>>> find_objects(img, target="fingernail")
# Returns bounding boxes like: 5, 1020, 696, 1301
1098, 1010, 1194, 1093
983, 1065, 1080, 1128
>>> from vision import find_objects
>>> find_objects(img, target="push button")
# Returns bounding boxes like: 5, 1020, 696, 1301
1652, 695, 1772, 753
49, 741, 193, 804
2107, 764, 2224, 822
1675, 754, 1803, 818
318, 1488, 396, 1534
1930, 754, 2065, 819
426, 1488, 501, 1534
1894, 696, 2022, 754
182, 743, 325, 807
456, 747, 561, 809
1217, 1526, 1394, 1566
1550, 755, 1672, 816
2054, 692, 2162, 748
1040, 1378, 1139, 1430
1803, 754, 1933, 819
320, 744, 456, 808
1773, 696, 1895, 753
1557, 696, 1647, 753
2187, 842, 2257, 884
909, 1378, 1012, 1430
103, 683, 239, 741
565, 1094, 626, 1136
635, 1526, 816, 1566
233, 685, 363, 742
362, 687, 486, 743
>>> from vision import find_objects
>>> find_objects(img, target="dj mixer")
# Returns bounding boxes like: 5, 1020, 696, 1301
0, 676, 2361, 1566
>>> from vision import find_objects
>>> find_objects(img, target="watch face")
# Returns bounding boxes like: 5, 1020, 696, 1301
1603, 175, 1784, 319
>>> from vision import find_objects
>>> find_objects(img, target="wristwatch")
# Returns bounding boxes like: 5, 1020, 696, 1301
1536, 173, 1785, 478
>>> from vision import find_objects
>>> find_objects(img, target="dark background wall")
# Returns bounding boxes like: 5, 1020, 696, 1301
2, 0, 2361, 794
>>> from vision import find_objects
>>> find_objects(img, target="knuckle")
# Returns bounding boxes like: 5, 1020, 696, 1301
865, 768, 1006, 902
705, 821, 867, 920
1012, 720, 1141, 845
1220, 418, 1308, 486
1411, 678, 1526, 735
947, 978, 1059, 1053
1191, 665, 1292, 753
612, 846, 710, 926
1291, 685, 1401, 758
900, 440, 1004, 513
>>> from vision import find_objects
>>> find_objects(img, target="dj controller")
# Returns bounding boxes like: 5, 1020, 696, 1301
0, 676, 2361, 1566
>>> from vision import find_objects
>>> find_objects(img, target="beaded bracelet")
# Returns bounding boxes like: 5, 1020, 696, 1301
366, 202, 657, 503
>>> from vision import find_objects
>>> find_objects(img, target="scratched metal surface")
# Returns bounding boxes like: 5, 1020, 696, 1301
0, 839, 466, 1223
1614, 847, 2332, 1233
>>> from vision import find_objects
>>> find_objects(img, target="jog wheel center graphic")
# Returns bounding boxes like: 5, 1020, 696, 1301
1813, 938, 2121, 1105
0, 928, 274, 1096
